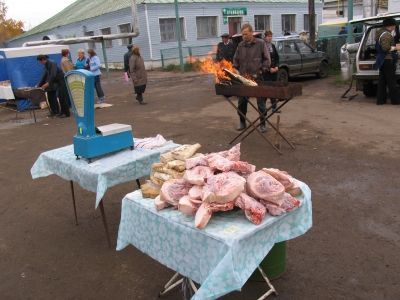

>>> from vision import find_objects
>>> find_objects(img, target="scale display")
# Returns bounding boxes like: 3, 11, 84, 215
65, 69, 133, 162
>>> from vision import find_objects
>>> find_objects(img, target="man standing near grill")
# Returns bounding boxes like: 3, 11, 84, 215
233, 24, 271, 132
216, 33, 235, 62
263, 30, 280, 113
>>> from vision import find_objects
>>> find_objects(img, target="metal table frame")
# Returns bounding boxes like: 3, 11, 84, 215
69, 179, 141, 248
159, 266, 278, 300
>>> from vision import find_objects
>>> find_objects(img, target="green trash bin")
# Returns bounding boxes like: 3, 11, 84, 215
250, 241, 286, 281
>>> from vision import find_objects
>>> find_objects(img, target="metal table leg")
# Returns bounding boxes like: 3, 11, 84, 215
256, 266, 278, 300
98, 200, 112, 249
69, 181, 78, 225
136, 179, 141, 189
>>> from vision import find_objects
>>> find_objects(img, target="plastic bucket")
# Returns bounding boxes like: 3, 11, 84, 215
250, 241, 286, 281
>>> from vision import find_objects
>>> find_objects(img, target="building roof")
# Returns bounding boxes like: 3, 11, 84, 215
11, 0, 321, 41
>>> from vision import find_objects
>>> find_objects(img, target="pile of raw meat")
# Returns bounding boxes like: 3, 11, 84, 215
140, 143, 201, 198
152, 143, 303, 229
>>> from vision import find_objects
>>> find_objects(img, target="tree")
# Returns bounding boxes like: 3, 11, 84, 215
0, 1, 24, 47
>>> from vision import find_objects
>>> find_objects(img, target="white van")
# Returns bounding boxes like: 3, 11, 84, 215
350, 13, 400, 97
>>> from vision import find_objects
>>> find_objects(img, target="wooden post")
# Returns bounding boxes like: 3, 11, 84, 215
308, 0, 316, 48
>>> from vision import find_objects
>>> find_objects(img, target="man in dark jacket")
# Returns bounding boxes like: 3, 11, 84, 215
233, 24, 271, 132
263, 30, 280, 113
216, 33, 235, 62
375, 18, 400, 105
37, 54, 70, 117
124, 44, 133, 74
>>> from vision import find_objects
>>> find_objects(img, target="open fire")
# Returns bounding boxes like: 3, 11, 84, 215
200, 58, 258, 86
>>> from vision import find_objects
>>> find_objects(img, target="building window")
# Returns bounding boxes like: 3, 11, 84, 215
119, 23, 131, 45
196, 16, 217, 39
254, 15, 271, 32
100, 27, 112, 48
159, 18, 185, 42
304, 14, 310, 32
282, 14, 296, 33
85, 31, 95, 49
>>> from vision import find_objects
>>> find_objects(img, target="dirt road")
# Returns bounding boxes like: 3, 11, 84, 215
0, 71, 399, 299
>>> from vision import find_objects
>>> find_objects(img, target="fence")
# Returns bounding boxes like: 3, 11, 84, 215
316, 34, 363, 69
160, 45, 217, 68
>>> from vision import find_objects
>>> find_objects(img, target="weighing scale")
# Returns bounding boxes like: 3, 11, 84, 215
65, 69, 133, 162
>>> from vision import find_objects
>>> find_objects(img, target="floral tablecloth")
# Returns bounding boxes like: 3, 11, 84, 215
31, 140, 179, 208
117, 180, 312, 300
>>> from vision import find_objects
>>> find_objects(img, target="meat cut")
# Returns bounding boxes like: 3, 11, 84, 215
160, 179, 192, 207
202, 171, 246, 203
235, 193, 266, 225
183, 166, 214, 185
246, 171, 285, 205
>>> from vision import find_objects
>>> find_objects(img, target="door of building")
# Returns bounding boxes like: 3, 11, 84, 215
228, 17, 242, 36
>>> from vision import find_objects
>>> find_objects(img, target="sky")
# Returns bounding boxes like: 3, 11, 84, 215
5, 0, 77, 30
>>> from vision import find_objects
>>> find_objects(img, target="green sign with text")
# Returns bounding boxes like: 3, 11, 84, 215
222, 7, 247, 16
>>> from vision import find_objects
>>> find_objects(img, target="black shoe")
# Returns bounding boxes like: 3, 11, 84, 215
260, 125, 267, 133
57, 114, 68, 118
236, 122, 246, 131
47, 113, 56, 118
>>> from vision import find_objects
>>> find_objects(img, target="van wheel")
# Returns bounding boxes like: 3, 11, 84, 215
316, 61, 329, 78
363, 83, 377, 97
277, 69, 289, 84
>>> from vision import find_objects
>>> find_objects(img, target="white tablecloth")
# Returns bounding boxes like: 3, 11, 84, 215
31, 140, 179, 208
117, 181, 312, 300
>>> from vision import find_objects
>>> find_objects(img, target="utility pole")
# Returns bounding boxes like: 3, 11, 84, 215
308, 0, 316, 48
174, 0, 184, 72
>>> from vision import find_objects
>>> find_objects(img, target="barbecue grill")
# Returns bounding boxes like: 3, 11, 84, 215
215, 78, 302, 154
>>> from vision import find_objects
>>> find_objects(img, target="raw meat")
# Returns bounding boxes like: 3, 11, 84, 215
262, 193, 301, 216
160, 151, 174, 163
172, 143, 201, 160
235, 193, 266, 225
188, 185, 203, 200
208, 200, 235, 212
189, 198, 202, 206
154, 195, 169, 211
202, 171, 246, 203
207, 154, 255, 174
183, 166, 214, 185
246, 171, 285, 205
160, 179, 192, 206
166, 160, 186, 172
135, 134, 168, 149
286, 182, 302, 197
141, 180, 161, 199
195, 203, 212, 229
185, 154, 208, 170
216, 143, 241, 161
178, 196, 198, 216
262, 168, 294, 190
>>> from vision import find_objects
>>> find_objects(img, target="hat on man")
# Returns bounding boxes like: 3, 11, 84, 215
382, 18, 396, 27
221, 33, 229, 38
127, 44, 133, 49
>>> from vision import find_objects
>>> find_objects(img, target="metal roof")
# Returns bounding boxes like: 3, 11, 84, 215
11, 0, 320, 41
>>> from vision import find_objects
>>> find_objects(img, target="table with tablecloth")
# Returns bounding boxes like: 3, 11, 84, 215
31, 139, 179, 246
116, 180, 312, 300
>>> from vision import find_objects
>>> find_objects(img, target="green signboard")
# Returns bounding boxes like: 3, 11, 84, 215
222, 7, 247, 16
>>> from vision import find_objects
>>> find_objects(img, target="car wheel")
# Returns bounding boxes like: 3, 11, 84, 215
362, 82, 377, 97
316, 61, 329, 78
277, 68, 289, 84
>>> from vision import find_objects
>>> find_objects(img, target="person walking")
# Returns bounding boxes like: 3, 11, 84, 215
74, 49, 89, 70
263, 30, 280, 113
87, 49, 106, 103
216, 33, 235, 62
37, 54, 70, 118
124, 44, 133, 74
233, 24, 271, 132
60, 49, 74, 73
128, 46, 147, 105
375, 18, 400, 105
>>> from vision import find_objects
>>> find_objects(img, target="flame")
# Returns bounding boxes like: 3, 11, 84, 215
200, 58, 236, 83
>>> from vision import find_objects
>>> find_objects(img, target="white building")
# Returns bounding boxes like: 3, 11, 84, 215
8, 0, 323, 69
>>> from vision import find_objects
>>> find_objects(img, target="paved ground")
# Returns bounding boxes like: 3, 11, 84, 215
0, 71, 399, 299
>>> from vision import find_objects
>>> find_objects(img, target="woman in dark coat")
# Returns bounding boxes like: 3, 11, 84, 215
128, 46, 147, 104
